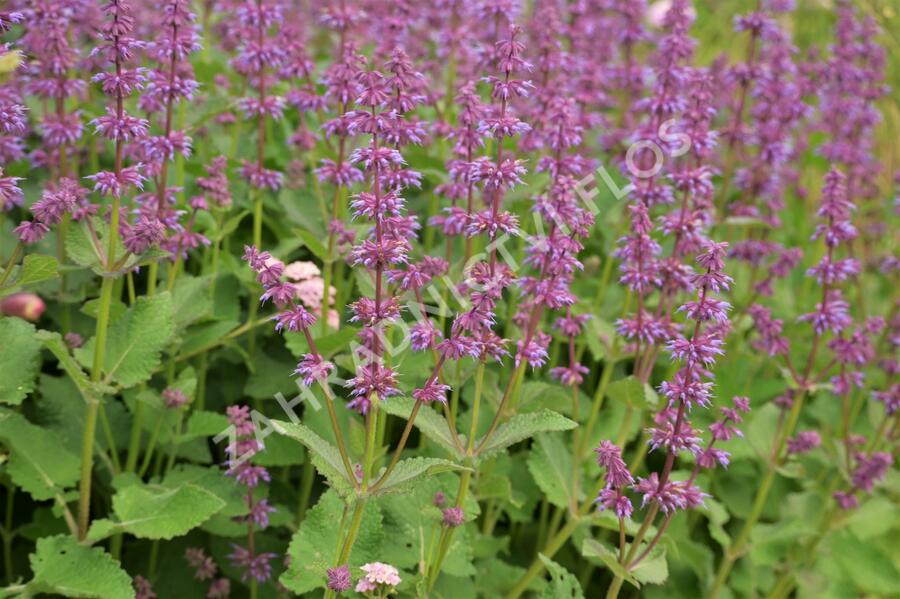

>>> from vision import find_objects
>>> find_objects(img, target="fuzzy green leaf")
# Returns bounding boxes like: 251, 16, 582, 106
581, 539, 635, 585
380, 397, 463, 457
607, 375, 656, 409
27, 534, 134, 598
631, 547, 668, 586
75, 293, 175, 388
539, 554, 585, 599
15, 253, 59, 287
270, 420, 355, 497
828, 530, 900, 595
0, 318, 41, 405
171, 275, 213, 329
106, 482, 226, 540
281, 491, 383, 594
0, 410, 80, 500
373, 457, 468, 496
527, 433, 573, 509
35, 330, 104, 403
477, 410, 577, 458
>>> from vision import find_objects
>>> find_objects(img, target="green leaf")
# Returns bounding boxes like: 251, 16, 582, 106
527, 433, 574, 509
0, 410, 80, 500
253, 433, 306, 467
75, 293, 175, 388
539, 554, 585, 599
104, 482, 226, 540
828, 530, 900, 594
65, 218, 108, 274
285, 325, 360, 359
36, 331, 104, 403
373, 457, 468, 496
15, 254, 59, 286
477, 410, 577, 458
380, 397, 463, 458
581, 539, 634, 584
296, 227, 328, 261
27, 534, 134, 599
162, 464, 246, 518
81, 298, 127, 323
704, 498, 731, 548
281, 491, 383, 594
0, 318, 41, 405
171, 275, 213, 329
270, 420, 355, 497
179, 319, 240, 356
631, 546, 668, 586
608, 376, 656, 409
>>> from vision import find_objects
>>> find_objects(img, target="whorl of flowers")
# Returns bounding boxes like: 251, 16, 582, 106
22, 0, 85, 173
135, 0, 199, 235
224, 404, 277, 583
233, 0, 286, 191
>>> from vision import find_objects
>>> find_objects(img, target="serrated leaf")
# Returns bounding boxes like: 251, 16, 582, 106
0, 410, 80, 500
0, 318, 41, 404
27, 534, 134, 599
15, 254, 59, 286
631, 546, 668, 586
108, 482, 226, 540
380, 397, 463, 458
36, 331, 103, 403
477, 410, 577, 458
270, 420, 355, 497
75, 293, 175, 388
539, 554, 585, 599
581, 539, 635, 584
281, 491, 383, 594
163, 464, 246, 518
527, 433, 573, 509
65, 218, 106, 273
373, 457, 467, 496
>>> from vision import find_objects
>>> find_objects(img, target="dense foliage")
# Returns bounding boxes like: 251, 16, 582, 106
0, 0, 897, 598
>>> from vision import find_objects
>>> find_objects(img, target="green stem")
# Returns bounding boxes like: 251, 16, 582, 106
427, 468, 472, 591
77, 270, 116, 540
164, 410, 185, 475
0, 243, 23, 289
580, 357, 617, 455
296, 460, 316, 523
336, 500, 366, 564
605, 575, 625, 599
4, 485, 14, 584
138, 413, 165, 478
707, 390, 807, 599
466, 361, 486, 453
146, 260, 158, 295
505, 516, 582, 599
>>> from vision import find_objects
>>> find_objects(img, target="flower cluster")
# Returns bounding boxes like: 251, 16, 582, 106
224, 405, 277, 583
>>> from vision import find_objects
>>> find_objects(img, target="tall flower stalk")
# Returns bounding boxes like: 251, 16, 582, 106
77, 0, 149, 540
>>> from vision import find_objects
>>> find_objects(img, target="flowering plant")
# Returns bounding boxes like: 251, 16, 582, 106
0, 1, 896, 598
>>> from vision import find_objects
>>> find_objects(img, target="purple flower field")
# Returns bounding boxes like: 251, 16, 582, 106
0, 0, 897, 597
